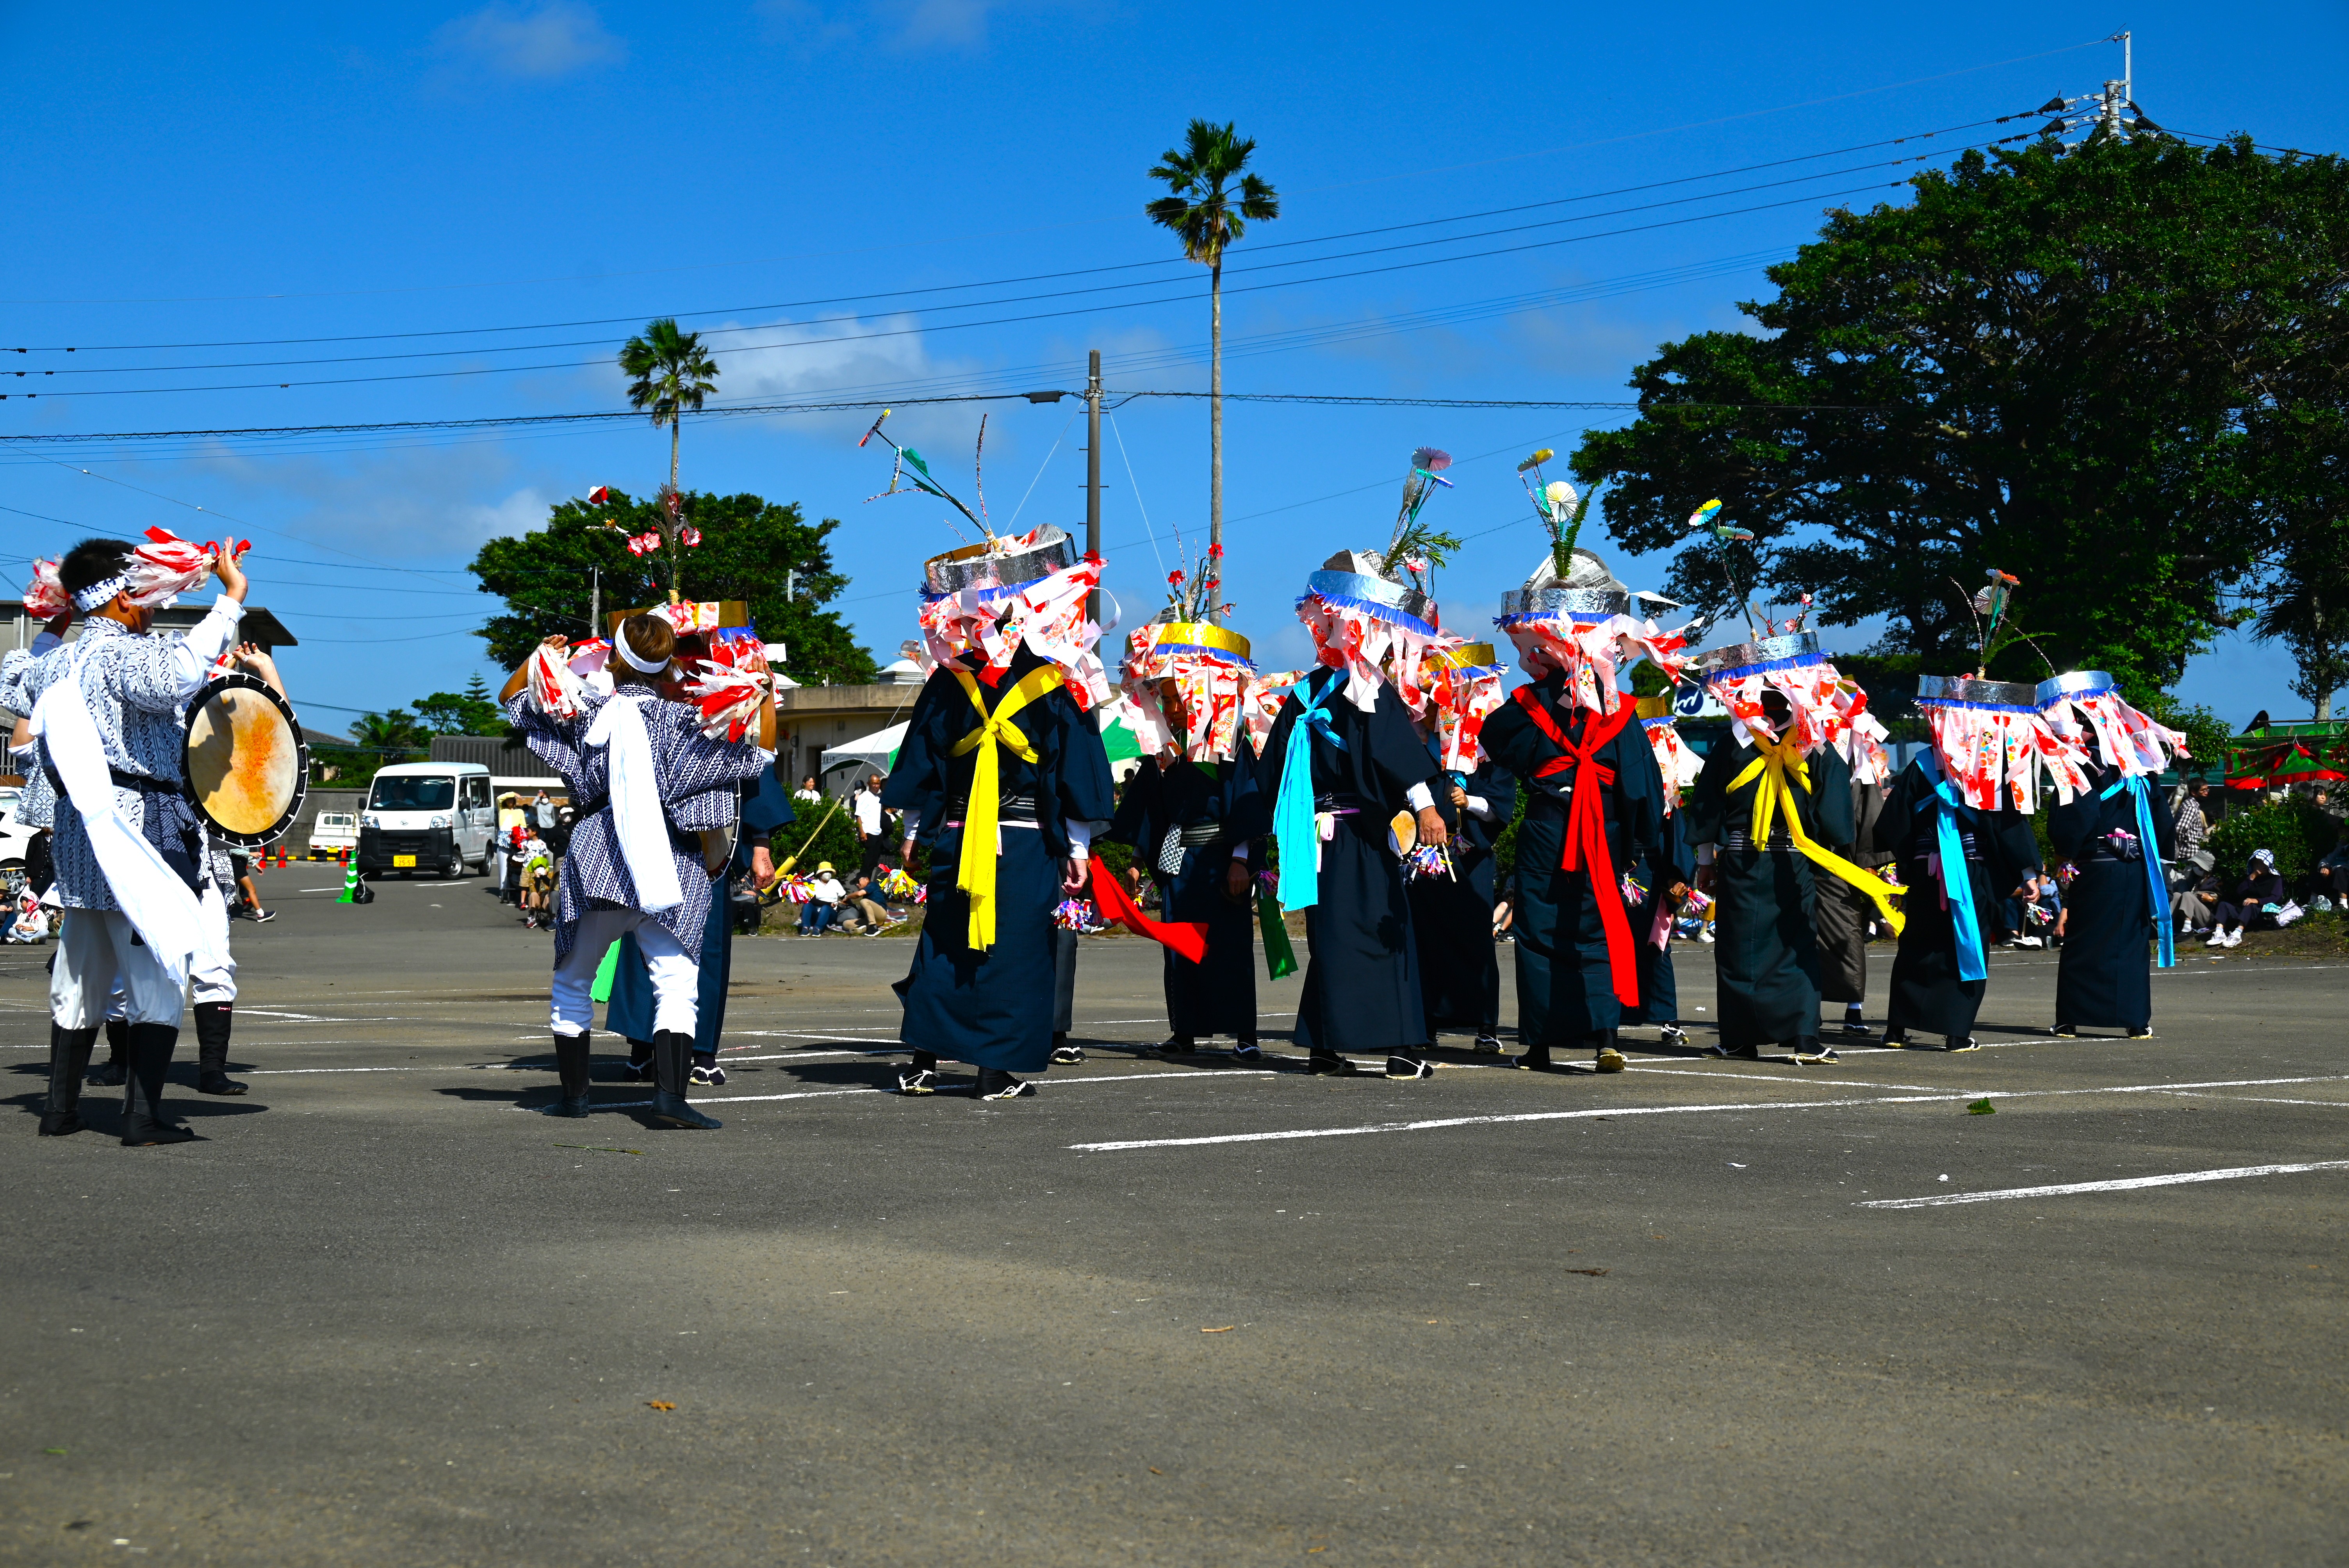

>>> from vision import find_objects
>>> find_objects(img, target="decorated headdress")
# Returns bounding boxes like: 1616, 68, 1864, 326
1697, 631, 1892, 784
860, 411, 1110, 709
2036, 670, 2189, 790
1422, 640, 1508, 772
1496, 545, 1691, 716
1294, 446, 1461, 714
1635, 691, 1701, 813
1118, 616, 1258, 764
1915, 673, 2050, 812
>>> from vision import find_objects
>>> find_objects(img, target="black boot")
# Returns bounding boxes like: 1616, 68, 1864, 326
650, 1030, 720, 1129
87, 1018, 128, 1088
121, 1023, 196, 1146
542, 1031, 592, 1118
41, 1025, 98, 1136
194, 1002, 246, 1096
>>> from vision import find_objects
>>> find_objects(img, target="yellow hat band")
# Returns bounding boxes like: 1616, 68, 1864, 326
1150, 621, 1253, 662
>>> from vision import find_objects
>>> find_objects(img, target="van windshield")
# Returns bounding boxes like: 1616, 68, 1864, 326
370, 776, 455, 811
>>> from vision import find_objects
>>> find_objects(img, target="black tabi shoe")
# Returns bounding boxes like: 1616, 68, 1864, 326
1657, 1024, 1690, 1050
1306, 1051, 1360, 1076
895, 1051, 941, 1095
1510, 1048, 1552, 1071
542, 1031, 593, 1119
976, 1069, 1036, 1100
1151, 1037, 1197, 1060
120, 1023, 196, 1146
1882, 1030, 1913, 1048
690, 1057, 727, 1087
2127, 1028, 2154, 1040
1232, 1039, 1264, 1063
193, 1001, 247, 1096
621, 1041, 655, 1083
1943, 1036, 1982, 1053
648, 1030, 721, 1129
1471, 1035, 1504, 1055
1702, 1042, 1761, 1060
1385, 1055, 1436, 1080
1838, 1015, 1875, 1039
87, 1018, 129, 1089
40, 1025, 97, 1137
1050, 1043, 1086, 1066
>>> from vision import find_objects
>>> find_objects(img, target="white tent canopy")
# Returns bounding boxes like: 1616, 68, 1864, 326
820, 721, 907, 779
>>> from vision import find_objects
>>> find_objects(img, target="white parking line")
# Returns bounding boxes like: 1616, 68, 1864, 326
1858, 1160, 2349, 1209
1068, 1073, 2349, 1152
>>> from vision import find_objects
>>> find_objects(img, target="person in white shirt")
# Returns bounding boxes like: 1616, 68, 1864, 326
852, 773, 891, 877
799, 863, 848, 934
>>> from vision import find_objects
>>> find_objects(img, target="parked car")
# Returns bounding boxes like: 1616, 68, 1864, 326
356, 763, 495, 877
308, 810, 359, 858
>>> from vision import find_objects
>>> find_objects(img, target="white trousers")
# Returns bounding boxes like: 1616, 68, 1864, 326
105, 884, 235, 1020
53, 909, 185, 1028
550, 906, 697, 1039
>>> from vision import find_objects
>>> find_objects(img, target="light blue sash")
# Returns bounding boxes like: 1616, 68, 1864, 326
2101, 773, 2177, 969
1916, 751, 1988, 983
1273, 669, 1346, 911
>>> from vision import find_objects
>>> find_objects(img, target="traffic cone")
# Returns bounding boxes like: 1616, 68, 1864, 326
335, 857, 370, 905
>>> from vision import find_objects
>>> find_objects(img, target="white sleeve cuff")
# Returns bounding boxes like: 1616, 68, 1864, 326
176, 595, 247, 678
1405, 782, 1434, 813
1230, 843, 1250, 861
1066, 818, 1103, 858
1464, 794, 1494, 821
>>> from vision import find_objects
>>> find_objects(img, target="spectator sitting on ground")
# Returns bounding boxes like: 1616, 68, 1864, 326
839, 872, 898, 934
799, 862, 848, 934
2172, 849, 2220, 935
2206, 847, 2294, 949
2314, 839, 2349, 913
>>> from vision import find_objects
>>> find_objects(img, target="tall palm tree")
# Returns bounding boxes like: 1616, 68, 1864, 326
618, 317, 720, 601
1147, 119, 1278, 622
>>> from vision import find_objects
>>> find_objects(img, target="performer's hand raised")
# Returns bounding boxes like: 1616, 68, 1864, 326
540, 634, 570, 652
212, 548, 250, 603
1416, 804, 1450, 848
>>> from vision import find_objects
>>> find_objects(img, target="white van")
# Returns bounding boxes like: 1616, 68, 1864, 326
308, 811, 359, 858
357, 763, 495, 877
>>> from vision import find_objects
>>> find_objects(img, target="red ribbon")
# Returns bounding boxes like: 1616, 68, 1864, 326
1083, 861, 1210, 963
1512, 688, 1641, 1007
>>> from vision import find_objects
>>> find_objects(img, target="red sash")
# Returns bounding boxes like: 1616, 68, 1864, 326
1085, 861, 1210, 962
1513, 688, 1641, 1007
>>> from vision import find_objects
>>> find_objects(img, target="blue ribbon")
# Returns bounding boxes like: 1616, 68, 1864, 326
1916, 751, 1988, 982
1274, 669, 1345, 911
2102, 774, 2177, 969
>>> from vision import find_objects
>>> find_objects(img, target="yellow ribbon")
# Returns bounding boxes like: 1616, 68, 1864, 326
948, 665, 1066, 950
1728, 732, 1906, 937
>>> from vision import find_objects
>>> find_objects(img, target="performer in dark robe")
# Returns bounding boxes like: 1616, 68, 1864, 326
1683, 635, 1904, 1063
1880, 675, 2043, 1053
1108, 746, 1269, 1058
1260, 551, 1452, 1078
883, 526, 1117, 1100
1410, 751, 1514, 1052
1622, 698, 1699, 1049
607, 757, 794, 1083
2040, 670, 2186, 1037
1814, 754, 1893, 1041
1482, 675, 1664, 1072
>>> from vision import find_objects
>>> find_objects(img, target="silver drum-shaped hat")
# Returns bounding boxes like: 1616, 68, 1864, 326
1303, 568, 1435, 628
1500, 583, 1631, 618
1917, 672, 2040, 708
2035, 669, 2116, 706
1696, 631, 1822, 676
923, 525, 1076, 595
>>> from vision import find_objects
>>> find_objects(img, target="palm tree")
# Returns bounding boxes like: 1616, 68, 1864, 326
618, 318, 720, 601
1147, 120, 1278, 622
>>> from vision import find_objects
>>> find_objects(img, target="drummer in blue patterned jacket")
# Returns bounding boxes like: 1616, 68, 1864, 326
501, 614, 775, 1129
21, 537, 249, 1146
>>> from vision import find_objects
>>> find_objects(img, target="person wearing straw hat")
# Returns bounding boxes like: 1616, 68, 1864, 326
1411, 641, 1515, 1055
501, 614, 776, 1128
1684, 628, 1904, 1063
1106, 611, 1273, 1062
880, 525, 1117, 1100
1878, 674, 2044, 1052
1483, 545, 1684, 1073
2041, 670, 2185, 1037
1259, 545, 1453, 1078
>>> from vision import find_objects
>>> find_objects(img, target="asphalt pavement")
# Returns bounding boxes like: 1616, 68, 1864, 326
2, 869, 2343, 1565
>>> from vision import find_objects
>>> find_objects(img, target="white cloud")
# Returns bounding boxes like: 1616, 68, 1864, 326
433, 2, 623, 78
755, 0, 1064, 52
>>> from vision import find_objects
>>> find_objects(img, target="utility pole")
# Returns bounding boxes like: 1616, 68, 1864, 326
2102, 29, 2132, 138
1085, 348, 1103, 625
589, 565, 600, 639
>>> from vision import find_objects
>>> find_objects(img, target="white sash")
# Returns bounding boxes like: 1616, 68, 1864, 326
584, 691, 684, 913
28, 639, 222, 992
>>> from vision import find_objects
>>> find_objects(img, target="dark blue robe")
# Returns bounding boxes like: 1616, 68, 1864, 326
2049, 764, 2176, 1031
1107, 752, 1270, 1039
1481, 682, 1666, 1046
1623, 808, 1696, 1027
884, 650, 1116, 1073
606, 762, 795, 1053
1409, 753, 1515, 1037
1880, 756, 2040, 1041
1257, 667, 1442, 1056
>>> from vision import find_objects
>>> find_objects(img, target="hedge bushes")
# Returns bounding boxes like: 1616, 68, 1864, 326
2208, 796, 2342, 883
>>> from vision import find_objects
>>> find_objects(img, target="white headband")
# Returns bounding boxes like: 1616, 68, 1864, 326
72, 575, 130, 613
614, 634, 669, 674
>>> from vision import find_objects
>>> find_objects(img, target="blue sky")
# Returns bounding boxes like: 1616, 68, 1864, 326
4, 1, 2340, 732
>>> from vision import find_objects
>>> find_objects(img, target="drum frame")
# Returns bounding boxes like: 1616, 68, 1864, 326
181, 672, 310, 848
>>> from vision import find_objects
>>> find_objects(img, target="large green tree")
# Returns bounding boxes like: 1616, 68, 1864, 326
469, 489, 879, 685
1573, 133, 2349, 705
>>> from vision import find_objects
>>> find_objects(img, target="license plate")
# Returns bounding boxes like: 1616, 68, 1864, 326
393, 855, 417, 868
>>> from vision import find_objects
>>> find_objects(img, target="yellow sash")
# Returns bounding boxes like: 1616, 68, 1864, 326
948, 665, 1066, 950
1728, 732, 1906, 936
